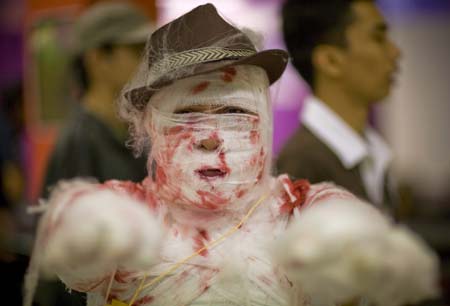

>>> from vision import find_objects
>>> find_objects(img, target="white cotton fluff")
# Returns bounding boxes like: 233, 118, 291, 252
41, 189, 164, 279
273, 199, 439, 306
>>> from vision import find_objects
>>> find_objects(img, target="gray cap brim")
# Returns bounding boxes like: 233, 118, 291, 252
115, 23, 153, 45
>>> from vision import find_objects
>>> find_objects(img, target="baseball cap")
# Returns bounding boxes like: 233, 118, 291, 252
72, 1, 154, 55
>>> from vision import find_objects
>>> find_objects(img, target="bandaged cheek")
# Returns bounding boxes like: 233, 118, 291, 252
149, 114, 266, 210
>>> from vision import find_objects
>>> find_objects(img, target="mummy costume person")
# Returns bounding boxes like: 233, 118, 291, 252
25, 4, 439, 306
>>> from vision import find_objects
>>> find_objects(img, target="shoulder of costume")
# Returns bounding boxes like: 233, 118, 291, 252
102, 178, 159, 211
274, 174, 357, 215
273, 174, 310, 215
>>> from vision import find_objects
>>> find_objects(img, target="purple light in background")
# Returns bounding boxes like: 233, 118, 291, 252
0, 0, 24, 93
271, 63, 310, 156
0, 32, 23, 91
378, 0, 450, 16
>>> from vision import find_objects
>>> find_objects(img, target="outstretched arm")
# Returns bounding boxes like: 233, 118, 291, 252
29, 180, 163, 296
274, 183, 439, 306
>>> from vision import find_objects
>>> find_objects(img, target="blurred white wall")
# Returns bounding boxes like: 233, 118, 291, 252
378, 11, 450, 212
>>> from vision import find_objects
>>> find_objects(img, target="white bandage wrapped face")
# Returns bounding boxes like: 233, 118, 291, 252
145, 65, 272, 211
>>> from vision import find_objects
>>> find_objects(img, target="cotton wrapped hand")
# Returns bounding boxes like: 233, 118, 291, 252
40, 181, 164, 284
273, 199, 439, 306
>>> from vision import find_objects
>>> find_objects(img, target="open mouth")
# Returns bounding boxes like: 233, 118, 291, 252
196, 168, 227, 179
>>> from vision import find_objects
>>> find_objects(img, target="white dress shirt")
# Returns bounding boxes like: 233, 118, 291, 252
301, 96, 392, 206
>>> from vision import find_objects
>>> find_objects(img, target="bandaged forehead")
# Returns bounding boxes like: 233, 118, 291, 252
148, 65, 269, 115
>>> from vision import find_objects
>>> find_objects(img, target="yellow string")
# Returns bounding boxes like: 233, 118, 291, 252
105, 192, 269, 306
103, 271, 116, 305
107, 300, 128, 306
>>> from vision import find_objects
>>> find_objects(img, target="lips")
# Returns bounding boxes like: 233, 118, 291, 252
196, 168, 228, 179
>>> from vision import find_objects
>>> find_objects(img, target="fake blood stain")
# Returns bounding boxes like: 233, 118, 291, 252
236, 189, 246, 198
221, 67, 237, 82
196, 190, 228, 210
156, 127, 194, 171
250, 130, 260, 144
133, 295, 154, 305
193, 229, 210, 256
191, 81, 210, 94
218, 152, 231, 174
155, 165, 167, 185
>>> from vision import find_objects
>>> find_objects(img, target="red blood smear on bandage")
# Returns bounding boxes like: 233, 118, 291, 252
221, 67, 237, 82
193, 229, 210, 257
165, 125, 184, 135
256, 148, 265, 179
236, 189, 246, 198
199, 229, 209, 240
279, 177, 310, 214
249, 154, 259, 167
196, 190, 228, 210
250, 130, 260, 144
192, 81, 210, 94
206, 131, 222, 146
133, 295, 154, 305
218, 152, 231, 174
155, 165, 167, 185
162, 130, 193, 162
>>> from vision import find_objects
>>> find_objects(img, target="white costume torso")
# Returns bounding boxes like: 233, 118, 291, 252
70, 176, 352, 306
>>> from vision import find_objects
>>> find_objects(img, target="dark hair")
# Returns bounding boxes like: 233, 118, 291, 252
72, 42, 115, 94
282, 0, 369, 88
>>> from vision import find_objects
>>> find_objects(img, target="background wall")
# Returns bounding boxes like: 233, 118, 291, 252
377, 0, 450, 216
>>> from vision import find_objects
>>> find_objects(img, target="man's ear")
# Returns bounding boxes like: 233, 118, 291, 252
312, 45, 345, 79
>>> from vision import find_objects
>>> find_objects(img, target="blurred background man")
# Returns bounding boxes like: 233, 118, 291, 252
35, 2, 154, 306
278, 1, 450, 302
278, 0, 401, 216
42, 1, 153, 198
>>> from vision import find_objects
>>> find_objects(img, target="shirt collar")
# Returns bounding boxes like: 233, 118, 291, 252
365, 128, 392, 174
301, 96, 391, 169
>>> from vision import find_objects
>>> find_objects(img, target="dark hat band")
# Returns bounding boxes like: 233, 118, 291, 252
149, 47, 256, 80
